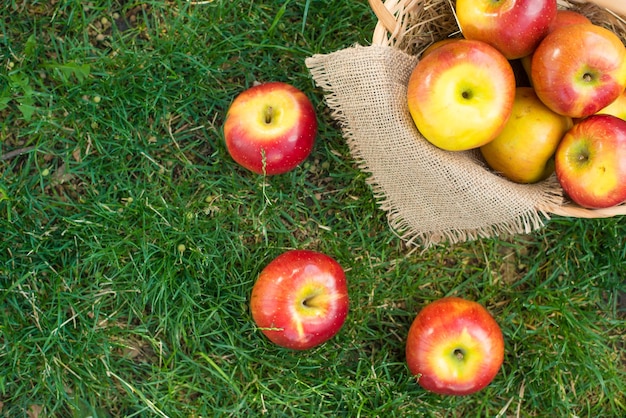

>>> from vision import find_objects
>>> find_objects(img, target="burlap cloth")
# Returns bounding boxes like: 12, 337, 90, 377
305, 1, 626, 247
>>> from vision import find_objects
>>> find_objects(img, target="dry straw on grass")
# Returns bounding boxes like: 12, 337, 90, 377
307, 0, 626, 247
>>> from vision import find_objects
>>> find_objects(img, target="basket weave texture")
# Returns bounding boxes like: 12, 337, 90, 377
305, 0, 626, 247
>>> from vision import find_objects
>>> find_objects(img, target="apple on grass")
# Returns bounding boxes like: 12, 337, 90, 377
480, 87, 572, 184
407, 39, 516, 151
406, 297, 504, 396
555, 114, 626, 209
531, 24, 626, 119
455, 0, 557, 59
250, 250, 349, 350
223, 81, 317, 175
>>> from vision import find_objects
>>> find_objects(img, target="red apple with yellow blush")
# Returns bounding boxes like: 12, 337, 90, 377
250, 250, 349, 350
406, 297, 505, 396
455, 0, 557, 59
531, 24, 626, 118
555, 114, 626, 209
223, 82, 317, 175
521, 9, 592, 80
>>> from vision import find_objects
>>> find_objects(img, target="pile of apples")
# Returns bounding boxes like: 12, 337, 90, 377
407, 0, 626, 210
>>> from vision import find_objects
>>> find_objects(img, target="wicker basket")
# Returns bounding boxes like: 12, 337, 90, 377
367, 0, 626, 219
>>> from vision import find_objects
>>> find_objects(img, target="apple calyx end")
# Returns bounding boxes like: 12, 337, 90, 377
301, 291, 329, 309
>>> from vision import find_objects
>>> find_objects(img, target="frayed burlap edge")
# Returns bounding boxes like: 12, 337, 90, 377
306, 45, 565, 247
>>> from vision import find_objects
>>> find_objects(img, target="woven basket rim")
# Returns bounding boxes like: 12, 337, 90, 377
367, 0, 626, 219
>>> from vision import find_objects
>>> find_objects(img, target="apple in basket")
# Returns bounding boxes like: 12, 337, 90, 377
455, 0, 557, 59
406, 297, 505, 396
531, 24, 626, 119
407, 39, 516, 151
480, 87, 572, 184
555, 114, 626, 209
520, 9, 592, 82
547, 9, 592, 32
223, 81, 317, 175
250, 250, 349, 350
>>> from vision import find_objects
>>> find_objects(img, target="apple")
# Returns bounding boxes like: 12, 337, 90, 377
455, 0, 557, 59
223, 81, 317, 175
547, 9, 591, 32
480, 87, 572, 183
420, 38, 458, 59
555, 114, 626, 208
250, 250, 349, 350
406, 297, 504, 396
407, 39, 516, 151
520, 9, 592, 80
531, 24, 626, 118
596, 89, 626, 121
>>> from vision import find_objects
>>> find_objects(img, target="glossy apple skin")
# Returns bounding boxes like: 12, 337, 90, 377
481, 87, 572, 183
456, 0, 557, 59
223, 81, 317, 175
406, 297, 504, 396
407, 39, 516, 151
547, 9, 591, 32
531, 24, 626, 119
555, 114, 626, 208
520, 10, 592, 80
250, 250, 349, 350
596, 90, 626, 121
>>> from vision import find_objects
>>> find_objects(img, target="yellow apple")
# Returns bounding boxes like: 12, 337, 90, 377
407, 39, 516, 151
480, 87, 573, 183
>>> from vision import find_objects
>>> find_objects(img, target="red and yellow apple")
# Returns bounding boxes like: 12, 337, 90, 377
407, 39, 516, 151
455, 0, 557, 59
520, 9, 592, 80
531, 24, 626, 118
250, 250, 349, 350
406, 297, 505, 396
555, 114, 626, 208
223, 81, 317, 175
480, 87, 572, 183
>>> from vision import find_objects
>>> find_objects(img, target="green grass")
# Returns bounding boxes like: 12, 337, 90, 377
1, 0, 625, 416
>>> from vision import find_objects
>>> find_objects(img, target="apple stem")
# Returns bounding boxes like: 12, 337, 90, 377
264, 106, 273, 124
